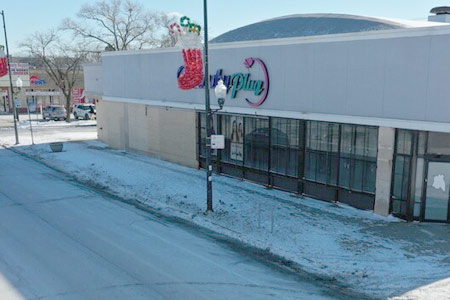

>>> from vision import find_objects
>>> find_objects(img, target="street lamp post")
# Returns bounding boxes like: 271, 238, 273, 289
203, 1, 228, 212
1, 10, 19, 144
17, 77, 34, 145
203, 0, 213, 212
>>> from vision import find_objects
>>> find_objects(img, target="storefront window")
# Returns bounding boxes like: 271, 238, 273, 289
221, 115, 244, 164
244, 117, 270, 170
414, 158, 424, 218
427, 132, 450, 155
305, 121, 339, 185
391, 129, 414, 216
339, 125, 378, 193
198, 113, 378, 204
271, 118, 301, 177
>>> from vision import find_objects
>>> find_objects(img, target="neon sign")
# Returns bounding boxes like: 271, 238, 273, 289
177, 57, 270, 107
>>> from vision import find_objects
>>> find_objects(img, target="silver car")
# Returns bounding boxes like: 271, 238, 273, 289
43, 105, 67, 121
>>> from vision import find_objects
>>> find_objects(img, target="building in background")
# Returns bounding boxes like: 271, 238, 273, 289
0, 62, 30, 112
0, 57, 85, 114
84, 12, 450, 223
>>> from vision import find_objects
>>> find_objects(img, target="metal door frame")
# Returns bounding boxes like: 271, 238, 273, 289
421, 158, 450, 223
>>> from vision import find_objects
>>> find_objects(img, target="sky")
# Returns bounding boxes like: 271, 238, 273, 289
1, 0, 450, 53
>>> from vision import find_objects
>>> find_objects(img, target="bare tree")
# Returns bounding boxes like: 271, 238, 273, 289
62, 0, 162, 51
158, 13, 178, 48
21, 30, 86, 122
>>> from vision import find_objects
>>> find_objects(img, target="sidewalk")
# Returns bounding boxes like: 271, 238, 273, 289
3, 140, 450, 300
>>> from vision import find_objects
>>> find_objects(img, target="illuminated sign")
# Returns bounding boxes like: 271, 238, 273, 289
177, 57, 270, 107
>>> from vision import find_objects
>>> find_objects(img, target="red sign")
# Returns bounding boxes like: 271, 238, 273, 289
72, 87, 85, 104
0, 46, 7, 77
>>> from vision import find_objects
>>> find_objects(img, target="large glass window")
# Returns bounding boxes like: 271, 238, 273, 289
221, 115, 244, 164
391, 129, 414, 216
305, 121, 339, 185
339, 125, 378, 193
244, 117, 270, 170
427, 132, 450, 155
271, 118, 301, 177
198, 113, 379, 202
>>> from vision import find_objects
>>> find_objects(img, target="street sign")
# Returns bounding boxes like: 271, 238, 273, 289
15, 99, 22, 108
211, 135, 225, 149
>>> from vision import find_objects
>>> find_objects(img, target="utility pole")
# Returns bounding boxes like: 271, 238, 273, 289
203, 0, 213, 212
1, 10, 19, 144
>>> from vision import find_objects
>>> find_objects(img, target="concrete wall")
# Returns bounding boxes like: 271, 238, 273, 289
374, 127, 396, 216
101, 26, 450, 126
98, 100, 198, 168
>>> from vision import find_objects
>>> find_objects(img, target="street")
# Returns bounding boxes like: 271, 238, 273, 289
0, 114, 97, 146
0, 148, 353, 299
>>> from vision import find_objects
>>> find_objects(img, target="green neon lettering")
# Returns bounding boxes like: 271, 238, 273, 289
254, 81, 264, 96
231, 73, 244, 98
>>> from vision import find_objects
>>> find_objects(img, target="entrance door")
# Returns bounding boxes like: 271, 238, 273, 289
424, 162, 450, 221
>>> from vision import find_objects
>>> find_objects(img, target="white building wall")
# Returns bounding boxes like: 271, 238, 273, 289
100, 26, 450, 131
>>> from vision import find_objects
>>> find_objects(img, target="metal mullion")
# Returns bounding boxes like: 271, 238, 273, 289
420, 132, 429, 221
361, 127, 368, 192
390, 129, 399, 214
298, 120, 306, 194
405, 131, 416, 221
336, 123, 342, 201
267, 117, 272, 186
285, 120, 290, 175
350, 125, 357, 191
326, 124, 331, 184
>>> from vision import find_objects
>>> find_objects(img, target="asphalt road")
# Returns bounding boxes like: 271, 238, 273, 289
0, 149, 352, 300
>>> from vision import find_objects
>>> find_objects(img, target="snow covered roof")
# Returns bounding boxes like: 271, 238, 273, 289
211, 13, 449, 43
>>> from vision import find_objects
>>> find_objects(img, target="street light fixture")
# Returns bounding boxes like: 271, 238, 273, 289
214, 79, 227, 110
16, 77, 22, 89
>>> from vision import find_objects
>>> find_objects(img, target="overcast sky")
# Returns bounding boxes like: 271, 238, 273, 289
1, 0, 449, 53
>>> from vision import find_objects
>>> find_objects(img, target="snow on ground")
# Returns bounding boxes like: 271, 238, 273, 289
1, 133, 450, 300
0, 118, 97, 145
17, 119, 97, 129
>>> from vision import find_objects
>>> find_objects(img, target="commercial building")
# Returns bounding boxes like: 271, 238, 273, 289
0, 57, 85, 113
84, 13, 450, 223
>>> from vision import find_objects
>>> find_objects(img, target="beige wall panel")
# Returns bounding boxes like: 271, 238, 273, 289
127, 103, 149, 152
99, 101, 197, 168
98, 101, 126, 149
157, 107, 197, 168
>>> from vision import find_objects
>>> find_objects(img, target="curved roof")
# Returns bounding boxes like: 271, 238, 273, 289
430, 6, 450, 14
211, 14, 446, 43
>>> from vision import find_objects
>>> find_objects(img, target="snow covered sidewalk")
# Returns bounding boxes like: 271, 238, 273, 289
3, 140, 450, 300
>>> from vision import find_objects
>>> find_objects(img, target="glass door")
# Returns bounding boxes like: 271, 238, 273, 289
424, 162, 450, 221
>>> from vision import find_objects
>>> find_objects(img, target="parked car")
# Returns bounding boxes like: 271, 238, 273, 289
43, 105, 67, 121
73, 104, 96, 120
